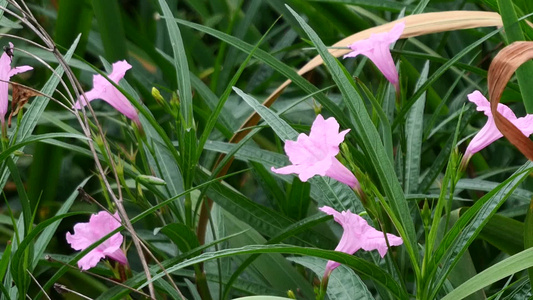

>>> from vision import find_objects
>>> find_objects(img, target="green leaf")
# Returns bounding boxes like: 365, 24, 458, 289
55, 0, 92, 56
430, 162, 533, 298
92, 0, 127, 60
442, 248, 533, 300
171, 17, 351, 128
288, 256, 375, 300
160, 223, 200, 253
404, 61, 429, 194
234, 297, 292, 300
498, 0, 533, 113
479, 213, 524, 255
95, 231, 251, 299
141, 244, 408, 299
392, 28, 501, 130
222, 213, 333, 298
0, 241, 11, 283
286, 178, 311, 221
0, 133, 88, 162
157, 0, 193, 129
221, 209, 315, 299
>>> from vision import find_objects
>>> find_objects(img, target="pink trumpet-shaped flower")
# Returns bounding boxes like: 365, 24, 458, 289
0, 42, 33, 126
464, 90, 533, 160
66, 211, 128, 271
73, 60, 140, 125
271, 114, 359, 189
344, 22, 405, 90
320, 206, 403, 275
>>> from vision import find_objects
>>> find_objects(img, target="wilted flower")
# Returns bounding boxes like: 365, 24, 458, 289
464, 90, 533, 161
344, 22, 405, 91
271, 114, 359, 189
66, 211, 128, 270
73, 60, 140, 125
0, 42, 32, 126
320, 206, 403, 275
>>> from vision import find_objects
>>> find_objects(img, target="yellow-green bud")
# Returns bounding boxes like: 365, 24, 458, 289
152, 87, 165, 104
421, 199, 431, 227
136, 175, 166, 186
287, 290, 296, 299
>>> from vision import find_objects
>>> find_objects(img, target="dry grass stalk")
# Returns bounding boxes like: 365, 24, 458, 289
488, 41, 533, 161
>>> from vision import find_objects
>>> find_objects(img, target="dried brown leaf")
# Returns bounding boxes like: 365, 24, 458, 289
8, 82, 43, 127
488, 41, 533, 161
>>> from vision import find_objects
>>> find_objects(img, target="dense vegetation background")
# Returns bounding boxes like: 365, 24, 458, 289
1, 0, 533, 299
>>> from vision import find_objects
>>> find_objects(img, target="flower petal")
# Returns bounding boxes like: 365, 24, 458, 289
72, 60, 139, 124
325, 158, 359, 189
77, 249, 105, 271
344, 22, 404, 88
464, 90, 526, 157
271, 114, 359, 188
320, 207, 402, 274
513, 114, 533, 136
104, 248, 128, 266
66, 211, 127, 270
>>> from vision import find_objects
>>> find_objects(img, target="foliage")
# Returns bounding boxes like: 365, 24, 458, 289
0, 0, 533, 299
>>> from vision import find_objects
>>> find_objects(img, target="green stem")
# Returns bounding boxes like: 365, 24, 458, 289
318, 273, 330, 300
194, 265, 213, 300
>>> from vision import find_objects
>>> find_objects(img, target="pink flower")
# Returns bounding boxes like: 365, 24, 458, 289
271, 114, 359, 189
343, 22, 405, 90
320, 206, 403, 275
73, 60, 140, 125
464, 90, 533, 160
66, 211, 128, 270
0, 42, 32, 126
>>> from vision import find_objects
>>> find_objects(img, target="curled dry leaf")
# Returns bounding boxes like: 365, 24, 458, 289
488, 41, 533, 161
8, 83, 43, 127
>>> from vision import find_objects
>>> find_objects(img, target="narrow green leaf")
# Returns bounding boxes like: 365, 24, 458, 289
479, 213, 524, 255
171, 17, 351, 128
91, 0, 127, 60
222, 213, 333, 298
430, 162, 533, 298
160, 223, 200, 253
222, 209, 315, 299
404, 61, 429, 194
141, 244, 408, 299
157, 0, 193, 129
215, 0, 260, 94
286, 178, 311, 221
442, 248, 533, 300
288, 256, 374, 300
392, 28, 501, 129
0, 133, 88, 162
305, 0, 420, 12
0, 241, 11, 283
498, 0, 533, 113
55, 0, 92, 55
